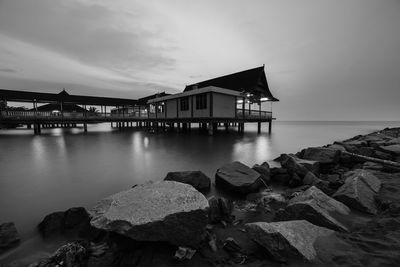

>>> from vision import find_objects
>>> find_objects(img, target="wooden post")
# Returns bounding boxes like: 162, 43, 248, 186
258, 122, 261, 134
84, 123, 88, 132
207, 122, 213, 136
268, 121, 272, 133
225, 123, 228, 132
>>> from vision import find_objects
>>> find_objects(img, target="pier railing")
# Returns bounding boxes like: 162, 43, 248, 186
236, 110, 272, 120
0, 111, 149, 120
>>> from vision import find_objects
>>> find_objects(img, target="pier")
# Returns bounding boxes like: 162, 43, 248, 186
0, 66, 279, 135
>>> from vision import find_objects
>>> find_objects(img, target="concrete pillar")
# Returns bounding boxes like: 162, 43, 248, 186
269, 121, 272, 133
258, 122, 261, 134
83, 123, 88, 132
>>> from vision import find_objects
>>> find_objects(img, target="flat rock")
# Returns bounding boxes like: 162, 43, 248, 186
90, 181, 209, 246
379, 144, 400, 156
215, 161, 263, 194
164, 171, 211, 191
245, 220, 334, 262
0, 222, 20, 252
333, 170, 381, 214
279, 186, 350, 232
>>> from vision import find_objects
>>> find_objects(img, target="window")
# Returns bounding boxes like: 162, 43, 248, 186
149, 104, 156, 114
195, 94, 207, 110
180, 97, 189, 111
157, 102, 165, 113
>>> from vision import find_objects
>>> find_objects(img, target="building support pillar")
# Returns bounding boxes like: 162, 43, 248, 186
257, 122, 261, 134
83, 123, 88, 132
268, 121, 272, 134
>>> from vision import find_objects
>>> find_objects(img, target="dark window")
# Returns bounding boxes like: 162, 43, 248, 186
180, 97, 189, 111
195, 94, 207, 110
157, 102, 165, 113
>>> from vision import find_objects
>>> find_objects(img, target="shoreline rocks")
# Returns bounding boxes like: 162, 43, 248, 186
276, 186, 350, 232
333, 170, 381, 214
90, 181, 209, 247
164, 171, 211, 192
215, 161, 264, 194
245, 220, 334, 262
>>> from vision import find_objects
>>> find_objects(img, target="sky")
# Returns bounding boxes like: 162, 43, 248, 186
0, 0, 399, 120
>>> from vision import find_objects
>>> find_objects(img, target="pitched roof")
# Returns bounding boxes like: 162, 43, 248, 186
137, 92, 171, 105
184, 66, 279, 101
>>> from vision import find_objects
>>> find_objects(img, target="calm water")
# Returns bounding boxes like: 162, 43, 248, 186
0, 121, 399, 263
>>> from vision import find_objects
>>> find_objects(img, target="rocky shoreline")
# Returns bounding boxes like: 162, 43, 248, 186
1, 127, 400, 266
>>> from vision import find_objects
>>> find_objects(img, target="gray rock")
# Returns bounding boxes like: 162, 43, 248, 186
279, 186, 350, 232
90, 181, 209, 246
0, 222, 20, 252
245, 220, 334, 262
333, 170, 381, 214
38, 207, 92, 239
208, 196, 233, 223
215, 161, 263, 194
303, 172, 317, 185
164, 171, 211, 191
252, 162, 270, 183
379, 144, 400, 156
30, 241, 87, 267
300, 147, 341, 169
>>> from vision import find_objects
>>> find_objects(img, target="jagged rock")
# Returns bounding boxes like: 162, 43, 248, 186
374, 150, 393, 160
303, 172, 317, 185
215, 161, 263, 194
30, 241, 88, 267
164, 171, 211, 191
245, 220, 334, 262
363, 162, 384, 171
333, 170, 381, 214
252, 162, 270, 183
247, 189, 286, 206
299, 147, 341, 170
208, 196, 233, 223
90, 181, 209, 247
278, 154, 320, 175
0, 222, 20, 253
379, 144, 400, 156
277, 186, 350, 232
38, 207, 92, 239
270, 167, 290, 184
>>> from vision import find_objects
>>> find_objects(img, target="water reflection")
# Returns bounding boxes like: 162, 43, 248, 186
0, 121, 399, 243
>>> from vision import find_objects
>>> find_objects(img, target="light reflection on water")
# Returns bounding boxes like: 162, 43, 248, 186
0, 121, 399, 243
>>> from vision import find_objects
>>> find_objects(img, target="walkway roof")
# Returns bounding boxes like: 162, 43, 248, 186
0, 89, 138, 106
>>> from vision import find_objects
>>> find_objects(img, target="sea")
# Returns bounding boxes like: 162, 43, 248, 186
1, 121, 399, 265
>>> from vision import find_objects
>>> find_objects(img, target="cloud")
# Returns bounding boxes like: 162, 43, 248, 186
0, 68, 16, 73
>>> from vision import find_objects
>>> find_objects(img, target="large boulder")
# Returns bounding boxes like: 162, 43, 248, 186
245, 220, 334, 262
333, 170, 381, 214
164, 171, 211, 191
277, 186, 350, 232
215, 161, 263, 194
252, 162, 270, 183
0, 222, 20, 253
90, 181, 209, 247
299, 147, 341, 170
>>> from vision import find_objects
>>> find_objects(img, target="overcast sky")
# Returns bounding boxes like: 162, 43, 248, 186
0, 0, 399, 120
